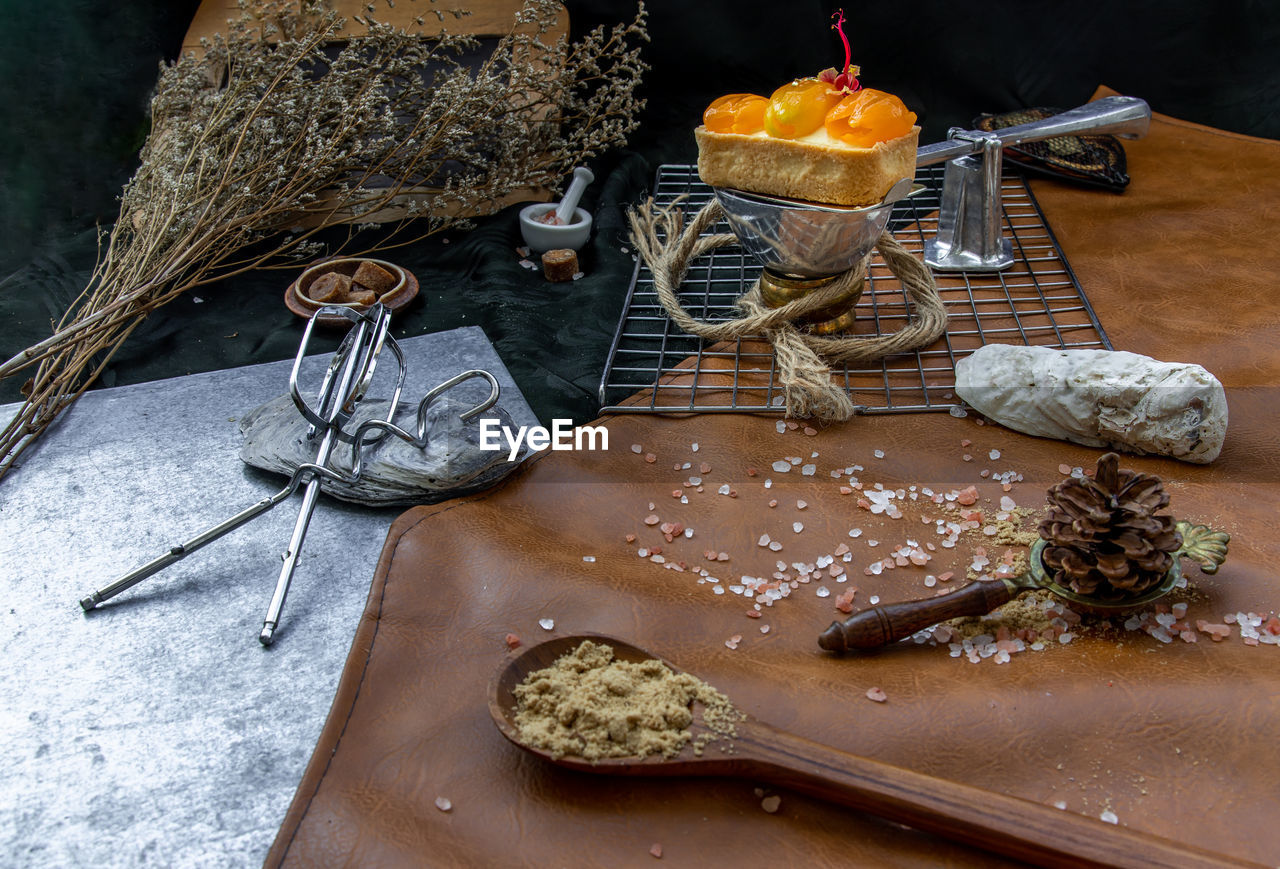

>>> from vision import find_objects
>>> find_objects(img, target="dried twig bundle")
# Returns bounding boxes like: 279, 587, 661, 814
0, 0, 647, 477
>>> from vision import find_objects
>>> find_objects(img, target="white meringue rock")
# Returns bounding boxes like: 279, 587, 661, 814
953, 345, 1227, 463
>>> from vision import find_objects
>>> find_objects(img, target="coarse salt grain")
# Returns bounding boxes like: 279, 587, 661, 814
435, 797, 453, 812
865, 687, 888, 703
630, 444, 642, 454
793, 522, 804, 533
989, 449, 1001, 460
538, 618, 555, 631
583, 555, 596, 563
761, 795, 782, 813
1100, 810, 1118, 825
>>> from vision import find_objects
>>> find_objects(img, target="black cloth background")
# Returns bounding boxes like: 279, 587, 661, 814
2, 0, 1278, 425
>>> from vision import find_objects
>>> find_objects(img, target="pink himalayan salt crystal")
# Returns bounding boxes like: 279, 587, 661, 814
865, 687, 888, 703
649, 843, 663, 859
835, 588, 857, 613
644, 514, 660, 525
725, 634, 743, 649
1195, 620, 1232, 641
504, 633, 521, 650
644, 453, 656, 463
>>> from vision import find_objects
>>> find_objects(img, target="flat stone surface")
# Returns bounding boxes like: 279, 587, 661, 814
0, 327, 536, 868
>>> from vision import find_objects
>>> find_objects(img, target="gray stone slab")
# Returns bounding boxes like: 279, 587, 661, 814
0, 327, 536, 868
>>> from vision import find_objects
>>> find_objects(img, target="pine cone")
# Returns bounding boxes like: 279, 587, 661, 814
1038, 453, 1182, 598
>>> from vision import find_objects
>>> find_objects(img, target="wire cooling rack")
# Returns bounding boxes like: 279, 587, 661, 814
598, 163, 1111, 415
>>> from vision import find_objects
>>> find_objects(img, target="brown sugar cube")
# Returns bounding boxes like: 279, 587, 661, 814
343, 288, 377, 307
308, 271, 351, 302
350, 260, 397, 296
541, 248, 579, 282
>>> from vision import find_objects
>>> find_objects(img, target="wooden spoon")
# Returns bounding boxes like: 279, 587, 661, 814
819, 523, 1231, 652
490, 633, 1253, 869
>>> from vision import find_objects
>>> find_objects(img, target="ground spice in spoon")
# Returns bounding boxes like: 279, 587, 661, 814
512, 640, 743, 761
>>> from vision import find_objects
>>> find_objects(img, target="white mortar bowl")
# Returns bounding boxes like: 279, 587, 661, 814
519, 204, 592, 253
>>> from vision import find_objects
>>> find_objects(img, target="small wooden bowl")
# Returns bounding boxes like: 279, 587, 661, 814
285, 257, 419, 327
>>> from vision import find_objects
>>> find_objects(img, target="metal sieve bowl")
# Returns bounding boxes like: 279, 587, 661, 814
713, 180, 917, 278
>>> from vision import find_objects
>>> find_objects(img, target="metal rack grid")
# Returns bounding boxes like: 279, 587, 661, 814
599, 163, 1111, 415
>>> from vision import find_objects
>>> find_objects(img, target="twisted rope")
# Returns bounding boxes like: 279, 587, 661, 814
627, 197, 948, 421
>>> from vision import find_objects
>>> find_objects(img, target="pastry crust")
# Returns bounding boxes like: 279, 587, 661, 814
695, 125, 919, 207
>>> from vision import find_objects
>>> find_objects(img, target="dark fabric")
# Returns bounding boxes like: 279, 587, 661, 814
2, 1, 1280, 425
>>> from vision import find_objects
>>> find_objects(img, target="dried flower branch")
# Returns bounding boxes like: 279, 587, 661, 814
0, 0, 647, 477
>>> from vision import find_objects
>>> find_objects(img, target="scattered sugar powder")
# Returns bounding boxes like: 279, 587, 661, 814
511, 640, 744, 761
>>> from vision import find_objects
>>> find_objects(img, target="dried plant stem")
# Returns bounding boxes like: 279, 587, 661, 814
0, 0, 648, 477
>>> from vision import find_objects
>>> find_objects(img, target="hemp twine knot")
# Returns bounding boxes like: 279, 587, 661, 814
627, 196, 948, 422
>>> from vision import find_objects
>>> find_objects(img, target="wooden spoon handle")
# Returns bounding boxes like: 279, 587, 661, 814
741, 720, 1253, 869
818, 579, 1015, 651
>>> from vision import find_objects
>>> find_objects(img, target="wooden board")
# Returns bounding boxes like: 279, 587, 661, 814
180, 0, 570, 222
183, 0, 568, 55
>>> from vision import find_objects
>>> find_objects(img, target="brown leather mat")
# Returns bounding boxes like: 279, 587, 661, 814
266, 89, 1280, 867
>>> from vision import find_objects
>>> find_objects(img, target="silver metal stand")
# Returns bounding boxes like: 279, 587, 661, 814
916, 95, 1152, 271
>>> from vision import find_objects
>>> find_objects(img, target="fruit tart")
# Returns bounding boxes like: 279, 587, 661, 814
695, 10, 918, 207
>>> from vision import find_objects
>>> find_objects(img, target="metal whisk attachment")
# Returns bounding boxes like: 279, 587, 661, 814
78, 303, 499, 645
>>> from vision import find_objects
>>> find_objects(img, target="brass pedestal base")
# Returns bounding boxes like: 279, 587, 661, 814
758, 268, 864, 335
